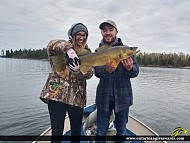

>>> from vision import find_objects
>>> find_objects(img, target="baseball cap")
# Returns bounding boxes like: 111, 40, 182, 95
99, 20, 117, 30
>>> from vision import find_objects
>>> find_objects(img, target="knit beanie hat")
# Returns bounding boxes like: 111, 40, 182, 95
68, 23, 88, 39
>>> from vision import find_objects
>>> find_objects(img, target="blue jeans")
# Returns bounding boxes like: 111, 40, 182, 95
96, 101, 129, 143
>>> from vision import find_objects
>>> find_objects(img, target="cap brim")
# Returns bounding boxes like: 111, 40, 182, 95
99, 22, 113, 29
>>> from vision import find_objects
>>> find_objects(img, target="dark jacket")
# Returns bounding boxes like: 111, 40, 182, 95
94, 38, 139, 113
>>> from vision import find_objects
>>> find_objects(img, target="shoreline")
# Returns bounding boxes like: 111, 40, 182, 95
139, 65, 190, 69
1, 57, 190, 69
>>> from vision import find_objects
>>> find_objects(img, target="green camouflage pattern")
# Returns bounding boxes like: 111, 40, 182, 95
40, 39, 93, 108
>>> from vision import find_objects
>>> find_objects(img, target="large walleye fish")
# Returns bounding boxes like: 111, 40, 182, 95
79, 45, 140, 74
51, 45, 140, 74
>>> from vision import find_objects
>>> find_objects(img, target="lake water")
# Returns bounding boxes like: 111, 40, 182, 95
0, 58, 190, 142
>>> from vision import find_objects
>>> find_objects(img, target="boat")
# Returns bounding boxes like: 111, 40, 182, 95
32, 104, 167, 143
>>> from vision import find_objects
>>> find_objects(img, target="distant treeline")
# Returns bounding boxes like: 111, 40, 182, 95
136, 52, 190, 68
1, 49, 190, 68
3, 48, 48, 59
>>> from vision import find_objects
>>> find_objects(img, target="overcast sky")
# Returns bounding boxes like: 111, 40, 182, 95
0, 0, 190, 55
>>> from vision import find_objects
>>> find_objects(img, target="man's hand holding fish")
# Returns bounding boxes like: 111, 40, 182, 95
121, 57, 133, 71
106, 59, 119, 73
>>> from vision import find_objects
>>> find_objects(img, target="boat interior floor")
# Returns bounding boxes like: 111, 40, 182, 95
63, 127, 144, 143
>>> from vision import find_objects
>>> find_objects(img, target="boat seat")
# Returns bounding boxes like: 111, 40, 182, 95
83, 109, 115, 136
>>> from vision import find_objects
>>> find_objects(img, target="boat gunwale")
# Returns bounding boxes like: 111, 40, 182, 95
32, 104, 95, 143
128, 114, 167, 143
32, 104, 167, 143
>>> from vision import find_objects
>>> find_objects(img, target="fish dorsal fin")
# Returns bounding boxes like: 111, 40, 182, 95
95, 45, 112, 52
80, 65, 91, 74
78, 48, 91, 57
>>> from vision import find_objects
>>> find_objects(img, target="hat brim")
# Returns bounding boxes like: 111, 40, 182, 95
99, 22, 113, 29
99, 22, 117, 30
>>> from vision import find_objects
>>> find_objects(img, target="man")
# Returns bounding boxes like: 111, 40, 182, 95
94, 20, 139, 142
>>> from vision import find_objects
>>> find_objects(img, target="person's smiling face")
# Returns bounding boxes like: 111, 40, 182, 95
101, 24, 118, 44
75, 31, 87, 46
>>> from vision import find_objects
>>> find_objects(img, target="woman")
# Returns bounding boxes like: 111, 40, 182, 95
40, 23, 93, 143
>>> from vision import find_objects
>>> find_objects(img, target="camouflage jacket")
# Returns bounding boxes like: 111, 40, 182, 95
40, 39, 93, 108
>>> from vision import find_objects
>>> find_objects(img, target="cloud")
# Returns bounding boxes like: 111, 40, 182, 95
0, 0, 190, 54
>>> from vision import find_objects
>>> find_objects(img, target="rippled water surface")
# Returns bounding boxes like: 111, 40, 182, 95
0, 58, 190, 142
